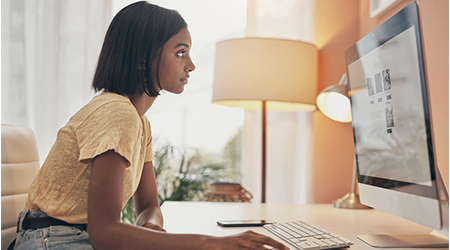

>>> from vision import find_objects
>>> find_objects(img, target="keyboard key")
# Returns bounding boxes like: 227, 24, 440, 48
298, 241, 321, 250
291, 238, 306, 243
322, 239, 339, 247
313, 240, 330, 247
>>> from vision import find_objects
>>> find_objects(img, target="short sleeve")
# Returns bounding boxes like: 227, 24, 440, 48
142, 116, 154, 163
76, 101, 141, 167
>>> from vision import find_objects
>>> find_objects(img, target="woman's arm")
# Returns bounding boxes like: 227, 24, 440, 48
87, 150, 289, 250
133, 161, 165, 231
87, 150, 205, 250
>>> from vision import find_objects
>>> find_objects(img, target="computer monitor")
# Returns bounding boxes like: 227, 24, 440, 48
345, 1, 448, 248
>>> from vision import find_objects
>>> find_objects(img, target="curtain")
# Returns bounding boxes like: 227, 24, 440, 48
2, 0, 112, 161
242, 0, 316, 203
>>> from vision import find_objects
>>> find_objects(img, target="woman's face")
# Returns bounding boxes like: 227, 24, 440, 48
152, 27, 196, 94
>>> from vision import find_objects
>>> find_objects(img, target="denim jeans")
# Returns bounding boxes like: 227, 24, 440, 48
14, 210, 92, 250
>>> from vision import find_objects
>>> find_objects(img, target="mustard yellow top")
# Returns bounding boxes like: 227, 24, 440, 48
25, 92, 154, 224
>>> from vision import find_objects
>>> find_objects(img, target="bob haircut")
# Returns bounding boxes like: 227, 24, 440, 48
92, 1, 187, 97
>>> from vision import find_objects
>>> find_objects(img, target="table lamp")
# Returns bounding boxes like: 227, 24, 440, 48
316, 73, 370, 209
212, 38, 318, 203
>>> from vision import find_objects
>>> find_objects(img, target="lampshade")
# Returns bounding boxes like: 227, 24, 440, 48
212, 38, 317, 111
316, 73, 351, 123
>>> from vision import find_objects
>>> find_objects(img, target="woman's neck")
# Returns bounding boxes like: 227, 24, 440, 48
129, 94, 157, 117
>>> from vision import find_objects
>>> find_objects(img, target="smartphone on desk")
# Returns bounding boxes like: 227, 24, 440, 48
217, 219, 274, 227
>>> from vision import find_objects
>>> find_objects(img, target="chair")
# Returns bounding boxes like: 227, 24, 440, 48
1, 124, 40, 250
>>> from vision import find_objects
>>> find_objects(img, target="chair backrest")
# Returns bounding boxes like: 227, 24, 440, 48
1, 124, 40, 250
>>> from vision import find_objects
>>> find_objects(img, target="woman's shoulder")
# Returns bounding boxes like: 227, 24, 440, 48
72, 92, 140, 129
91, 92, 133, 107
85, 92, 136, 114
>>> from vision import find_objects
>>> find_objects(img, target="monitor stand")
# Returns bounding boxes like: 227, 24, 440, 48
357, 168, 449, 248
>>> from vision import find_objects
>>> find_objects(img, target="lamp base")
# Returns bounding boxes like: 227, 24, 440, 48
333, 192, 371, 209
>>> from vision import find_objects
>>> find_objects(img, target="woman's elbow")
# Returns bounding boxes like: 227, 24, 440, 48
88, 225, 103, 249
88, 222, 118, 250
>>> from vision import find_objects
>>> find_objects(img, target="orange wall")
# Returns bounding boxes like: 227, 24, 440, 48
313, 0, 360, 203
313, 0, 449, 203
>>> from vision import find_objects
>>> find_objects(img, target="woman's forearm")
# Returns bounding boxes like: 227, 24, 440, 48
89, 221, 212, 250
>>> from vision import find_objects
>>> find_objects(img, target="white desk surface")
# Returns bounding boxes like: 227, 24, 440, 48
161, 201, 445, 250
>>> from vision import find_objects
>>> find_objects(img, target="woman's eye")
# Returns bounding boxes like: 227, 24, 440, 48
177, 51, 186, 58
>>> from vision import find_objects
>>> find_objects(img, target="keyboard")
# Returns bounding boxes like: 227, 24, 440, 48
264, 221, 353, 250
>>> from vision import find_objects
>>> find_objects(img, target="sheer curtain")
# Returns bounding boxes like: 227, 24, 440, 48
2, 0, 112, 161
242, 0, 316, 203
2, 0, 247, 169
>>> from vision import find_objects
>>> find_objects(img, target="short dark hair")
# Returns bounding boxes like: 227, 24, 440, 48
92, 1, 187, 97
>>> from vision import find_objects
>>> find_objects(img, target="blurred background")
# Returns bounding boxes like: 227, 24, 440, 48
2, 0, 447, 205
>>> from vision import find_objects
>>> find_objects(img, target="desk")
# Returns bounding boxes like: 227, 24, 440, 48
161, 201, 444, 250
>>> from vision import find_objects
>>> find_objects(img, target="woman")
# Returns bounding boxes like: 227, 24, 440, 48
13, 1, 289, 250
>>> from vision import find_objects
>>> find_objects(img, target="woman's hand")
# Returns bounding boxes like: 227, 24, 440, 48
141, 221, 167, 232
209, 230, 289, 250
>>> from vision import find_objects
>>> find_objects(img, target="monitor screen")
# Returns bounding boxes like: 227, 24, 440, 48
346, 1, 443, 231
